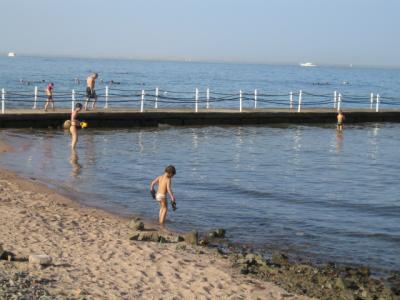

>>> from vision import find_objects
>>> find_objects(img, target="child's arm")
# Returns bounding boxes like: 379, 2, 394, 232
167, 179, 175, 202
150, 176, 159, 192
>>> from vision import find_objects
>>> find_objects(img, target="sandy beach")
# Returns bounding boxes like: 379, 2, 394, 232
0, 165, 310, 299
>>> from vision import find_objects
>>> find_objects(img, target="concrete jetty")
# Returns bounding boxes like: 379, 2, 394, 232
1, 108, 400, 128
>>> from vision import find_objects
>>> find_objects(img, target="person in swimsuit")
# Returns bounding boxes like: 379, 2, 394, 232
70, 103, 83, 149
337, 110, 345, 132
150, 165, 177, 225
84, 73, 98, 111
44, 82, 54, 111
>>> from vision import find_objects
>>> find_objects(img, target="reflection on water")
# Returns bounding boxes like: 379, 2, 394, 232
70, 149, 82, 177
1, 124, 400, 272
335, 132, 343, 153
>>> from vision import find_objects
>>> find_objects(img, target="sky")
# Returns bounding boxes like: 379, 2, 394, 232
0, 0, 399, 67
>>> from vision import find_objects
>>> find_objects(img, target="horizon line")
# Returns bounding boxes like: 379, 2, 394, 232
1, 52, 400, 69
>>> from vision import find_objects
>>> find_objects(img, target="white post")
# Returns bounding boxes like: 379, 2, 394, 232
71, 89, 75, 112
155, 87, 159, 109
1, 88, 5, 114
289, 91, 293, 110
254, 89, 258, 109
195, 88, 199, 112
370, 93, 374, 110
206, 88, 210, 109
33, 86, 38, 109
297, 90, 302, 112
140, 89, 145, 113
334, 91, 337, 109
337, 93, 342, 111
239, 90, 243, 112
375, 94, 380, 112
104, 85, 109, 109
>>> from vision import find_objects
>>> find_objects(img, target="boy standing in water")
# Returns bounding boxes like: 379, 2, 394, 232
44, 82, 54, 111
70, 103, 83, 149
337, 110, 345, 132
85, 73, 98, 111
150, 165, 177, 225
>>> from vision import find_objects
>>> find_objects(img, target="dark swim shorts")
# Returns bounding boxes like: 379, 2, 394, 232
86, 87, 97, 99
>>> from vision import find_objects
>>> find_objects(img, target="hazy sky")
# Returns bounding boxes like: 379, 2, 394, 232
1, 0, 399, 66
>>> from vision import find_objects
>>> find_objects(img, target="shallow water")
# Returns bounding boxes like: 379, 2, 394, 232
1, 123, 399, 272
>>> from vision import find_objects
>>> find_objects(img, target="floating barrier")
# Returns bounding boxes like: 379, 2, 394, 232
1, 85, 400, 114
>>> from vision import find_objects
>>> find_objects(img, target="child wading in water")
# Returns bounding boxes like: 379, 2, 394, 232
150, 165, 177, 225
337, 110, 345, 132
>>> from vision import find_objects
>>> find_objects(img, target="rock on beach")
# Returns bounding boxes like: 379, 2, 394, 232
28, 254, 52, 266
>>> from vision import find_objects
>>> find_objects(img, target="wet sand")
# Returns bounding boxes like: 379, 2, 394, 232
0, 165, 310, 299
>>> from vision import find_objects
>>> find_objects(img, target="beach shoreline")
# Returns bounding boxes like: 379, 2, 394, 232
0, 163, 311, 299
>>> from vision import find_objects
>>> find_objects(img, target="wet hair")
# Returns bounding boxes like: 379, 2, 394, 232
93, 73, 98, 78
165, 165, 176, 176
75, 103, 83, 109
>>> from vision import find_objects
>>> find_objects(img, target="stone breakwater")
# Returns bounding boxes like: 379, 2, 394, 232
1, 109, 400, 128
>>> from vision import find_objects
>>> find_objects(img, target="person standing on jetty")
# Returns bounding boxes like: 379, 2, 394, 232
70, 103, 83, 149
337, 110, 345, 132
150, 165, 177, 225
84, 73, 98, 111
44, 82, 54, 111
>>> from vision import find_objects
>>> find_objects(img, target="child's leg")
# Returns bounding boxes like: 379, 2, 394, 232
91, 96, 97, 109
84, 98, 90, 111
70, 126, 78, 149
44, 99, 49, 111
159, 199, 168, 224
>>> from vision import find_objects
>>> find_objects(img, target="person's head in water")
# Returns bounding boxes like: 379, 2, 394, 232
165, 165, 176, 178
75, 103, 83, 111
93, 73, 98, 79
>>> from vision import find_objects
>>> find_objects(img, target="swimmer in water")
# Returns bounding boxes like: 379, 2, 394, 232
70, 103, 83, 149
337, 110, 345, 132
150, 165, 177, 225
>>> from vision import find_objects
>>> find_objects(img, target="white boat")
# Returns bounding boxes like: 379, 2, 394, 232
300, 62, 316, 67
8, 52, 16, 57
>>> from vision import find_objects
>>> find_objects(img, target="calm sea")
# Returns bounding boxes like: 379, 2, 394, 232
1, 124, 399, 273
0, 56, 400, 109
0, 57, 399, 272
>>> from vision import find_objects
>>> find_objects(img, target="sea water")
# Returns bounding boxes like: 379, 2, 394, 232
1, 56, 400, 109
1, 123, 399, 272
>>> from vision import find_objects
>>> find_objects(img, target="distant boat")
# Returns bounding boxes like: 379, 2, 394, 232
8, 52, 16, 57
300, 62, 317, 67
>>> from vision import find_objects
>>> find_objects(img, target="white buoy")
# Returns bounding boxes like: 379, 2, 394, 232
370, 93, 374, 110
155, 87, 159, 109
337, 93, 342, 111
239, 90, 243, 112
206, 88, 210, 109
289, 91, 293, 110
254, 89, 258, 109
140, 89, 145, 112
1, 88, 5, 114
33, 86, 38, 109
334, 91, 337, 109
104, 85, 109, 109
297, 90, 302, 112
71, 89, 75, 112
195, 88, 199, 112
375, 94, 380, 112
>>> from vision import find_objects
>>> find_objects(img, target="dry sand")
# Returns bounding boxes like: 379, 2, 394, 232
0, 167, 311, 299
